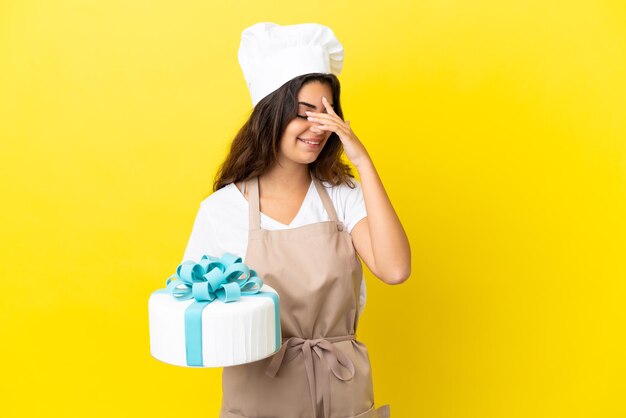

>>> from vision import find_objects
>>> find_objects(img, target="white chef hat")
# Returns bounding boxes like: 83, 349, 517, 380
238, 22, 345, 107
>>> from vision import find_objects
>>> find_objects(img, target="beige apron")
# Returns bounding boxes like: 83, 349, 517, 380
220, 173, 390, 418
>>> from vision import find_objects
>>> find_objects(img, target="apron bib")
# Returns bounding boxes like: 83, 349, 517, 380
220, 173, 390, 418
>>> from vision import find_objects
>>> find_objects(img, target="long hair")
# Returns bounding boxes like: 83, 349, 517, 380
213, 73, 355, 192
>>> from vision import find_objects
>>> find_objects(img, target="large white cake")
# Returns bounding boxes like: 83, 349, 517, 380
148, 254, 281, 368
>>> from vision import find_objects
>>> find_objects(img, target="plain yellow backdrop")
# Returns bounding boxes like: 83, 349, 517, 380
1, 1, 625, 417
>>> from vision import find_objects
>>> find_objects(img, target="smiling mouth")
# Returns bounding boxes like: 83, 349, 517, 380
298, 138, 322, 145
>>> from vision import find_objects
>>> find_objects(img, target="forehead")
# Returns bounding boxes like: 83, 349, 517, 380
297, 81, 333, 100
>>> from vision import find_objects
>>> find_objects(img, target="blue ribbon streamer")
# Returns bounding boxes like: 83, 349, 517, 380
160, 253, 280, 366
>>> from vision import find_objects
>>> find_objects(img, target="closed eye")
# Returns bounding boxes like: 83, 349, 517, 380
296, 115, 308, 119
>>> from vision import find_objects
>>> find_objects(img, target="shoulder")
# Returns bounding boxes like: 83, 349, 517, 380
315, 177, 366, 233
197, 183, 244, 217
183, 183, 247, 262
319, 177, 363, 203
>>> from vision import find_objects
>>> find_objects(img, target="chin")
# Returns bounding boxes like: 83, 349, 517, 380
299, 156, 319, 165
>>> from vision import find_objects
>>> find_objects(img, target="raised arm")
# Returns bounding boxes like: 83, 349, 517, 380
350, 161, 411, 284
305, 96, 411, 284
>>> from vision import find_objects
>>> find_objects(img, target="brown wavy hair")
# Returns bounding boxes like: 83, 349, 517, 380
213, 73, 355, 192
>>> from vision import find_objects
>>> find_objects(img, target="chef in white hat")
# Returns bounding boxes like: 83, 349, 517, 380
183, 21, 410, 418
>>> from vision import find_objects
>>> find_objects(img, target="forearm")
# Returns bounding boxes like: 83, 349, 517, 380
356, 158, 411, 282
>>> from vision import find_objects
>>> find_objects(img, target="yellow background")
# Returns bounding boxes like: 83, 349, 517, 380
1, 1, 625, 417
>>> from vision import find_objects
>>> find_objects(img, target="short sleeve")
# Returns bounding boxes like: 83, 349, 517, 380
343, 179, 367, 233
182, 202, 220, 263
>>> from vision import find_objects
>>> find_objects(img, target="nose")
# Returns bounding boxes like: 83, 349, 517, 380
308, 122, 324, 136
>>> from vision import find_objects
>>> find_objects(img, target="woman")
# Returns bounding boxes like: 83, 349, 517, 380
183, 23, 410, 418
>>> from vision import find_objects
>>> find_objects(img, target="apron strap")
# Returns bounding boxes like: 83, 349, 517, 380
247, 176, 261, 231
312, 175, 340, 223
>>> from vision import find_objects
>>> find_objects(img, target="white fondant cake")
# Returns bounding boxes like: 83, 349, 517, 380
148, 284, 280, 368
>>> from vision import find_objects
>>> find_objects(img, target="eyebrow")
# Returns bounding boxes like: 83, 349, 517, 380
298, 101, 334, 110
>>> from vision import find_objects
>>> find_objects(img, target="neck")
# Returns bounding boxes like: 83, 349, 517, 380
260, 162, 312, 196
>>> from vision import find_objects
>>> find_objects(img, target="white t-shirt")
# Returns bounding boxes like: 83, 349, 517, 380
182, 178, 368, 317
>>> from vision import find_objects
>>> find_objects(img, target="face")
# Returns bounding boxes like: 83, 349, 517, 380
277, 81, 334, 166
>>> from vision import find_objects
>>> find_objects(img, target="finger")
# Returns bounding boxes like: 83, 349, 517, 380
305, 97, 339, 119
316, 122, 348, 135
307, 113, 345, 125
321, 96, 337, 116
313, 119, 340, 129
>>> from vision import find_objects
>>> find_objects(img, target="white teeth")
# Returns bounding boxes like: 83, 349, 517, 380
300, 138, 320, 145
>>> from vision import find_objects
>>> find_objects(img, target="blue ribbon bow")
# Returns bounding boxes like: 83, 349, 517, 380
162, 252, 279, 367
165, 252, 263, 303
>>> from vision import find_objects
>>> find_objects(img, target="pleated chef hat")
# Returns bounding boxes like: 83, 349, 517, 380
238, 22, 345, 107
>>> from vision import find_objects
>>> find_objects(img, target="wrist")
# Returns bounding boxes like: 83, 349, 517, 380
354, 155, 374, 173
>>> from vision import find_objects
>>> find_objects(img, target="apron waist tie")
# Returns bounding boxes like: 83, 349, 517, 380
265, 334, 356, 418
